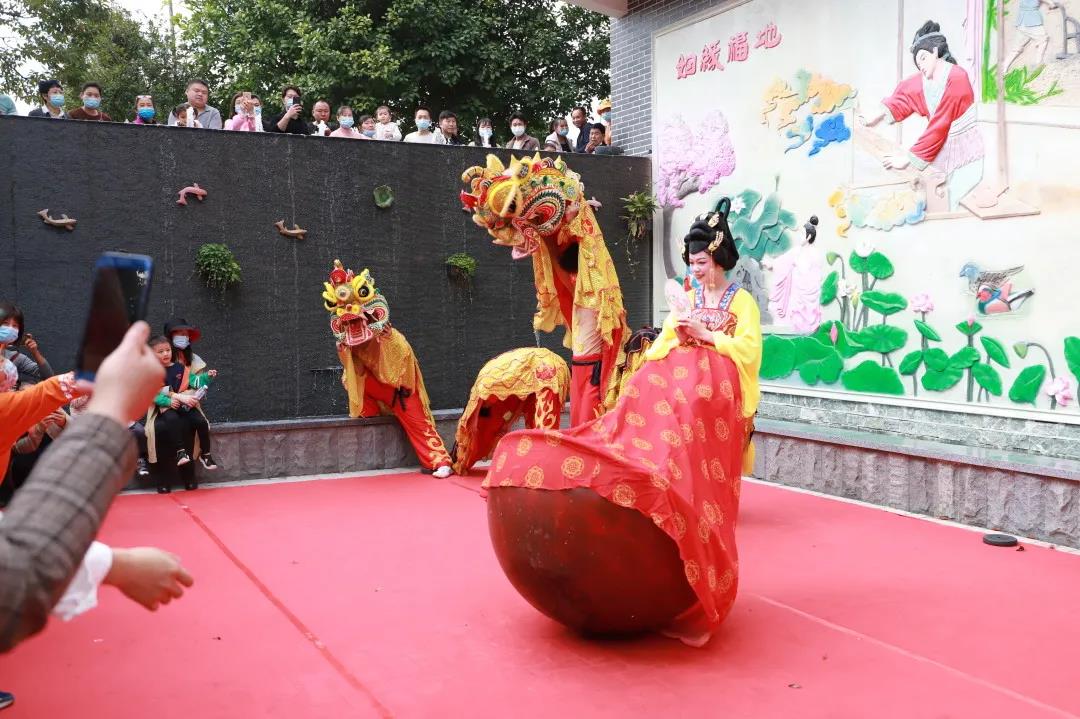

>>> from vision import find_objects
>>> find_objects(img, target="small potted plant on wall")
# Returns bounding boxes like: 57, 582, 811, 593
620, 190, 659, 270
195, 243, 242, 294
445, 252, 477, 289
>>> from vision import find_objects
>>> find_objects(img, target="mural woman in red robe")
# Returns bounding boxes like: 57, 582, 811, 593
485, 200, 761, 646
862, 20, 985, 211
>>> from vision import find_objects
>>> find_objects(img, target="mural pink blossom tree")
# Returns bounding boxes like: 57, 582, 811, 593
656, 110, 737, 277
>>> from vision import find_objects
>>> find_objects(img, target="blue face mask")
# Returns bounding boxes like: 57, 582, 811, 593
557, 127, 569, 136
0, 326, 18, 344
234, 104, 244, 115
600, 111, 611, 122
172, 335, 190, 349
362, 128, 376, 137
49, 94, 65, 108
84, 97, 101, 109
339, 117, 354, 129
137, 107, 155, 120
416, 118, 431, 130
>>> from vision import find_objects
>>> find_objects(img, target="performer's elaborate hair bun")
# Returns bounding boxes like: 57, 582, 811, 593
805, 215, 819, 244
682, 196, 739, 271
911, 20, 956, 65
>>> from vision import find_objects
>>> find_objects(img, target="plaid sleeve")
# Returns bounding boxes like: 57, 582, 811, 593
0, 414, 135, 652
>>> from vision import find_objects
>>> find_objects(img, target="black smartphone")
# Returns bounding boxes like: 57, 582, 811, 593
75, 252, 154, 382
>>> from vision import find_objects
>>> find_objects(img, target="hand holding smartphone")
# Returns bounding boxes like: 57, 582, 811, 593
75, 252, 154, 382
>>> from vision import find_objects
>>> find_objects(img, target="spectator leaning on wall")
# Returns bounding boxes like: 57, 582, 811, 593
167, 79, 221, 129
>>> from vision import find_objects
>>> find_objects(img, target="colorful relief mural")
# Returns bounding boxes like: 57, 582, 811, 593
760, 240, 1080, 410
654, 1, 1080, 419
762, 71, 856, 158
984, 0, 1079, 105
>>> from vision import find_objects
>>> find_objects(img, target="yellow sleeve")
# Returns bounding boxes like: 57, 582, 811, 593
643, 313, 681, 362
711, 290, 761, 418
644, 289, 762, 418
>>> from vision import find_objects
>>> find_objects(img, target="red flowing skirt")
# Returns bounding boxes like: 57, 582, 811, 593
483, 345, 746, 636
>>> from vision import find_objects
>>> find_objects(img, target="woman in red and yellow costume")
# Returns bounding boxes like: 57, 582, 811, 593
484, 199, 760, 645
451, 347, 569, 476
323, 260, 453, 478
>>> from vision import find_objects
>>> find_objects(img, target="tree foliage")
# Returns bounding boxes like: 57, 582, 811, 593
0, 0, 188, 120
180, 0, 610, 136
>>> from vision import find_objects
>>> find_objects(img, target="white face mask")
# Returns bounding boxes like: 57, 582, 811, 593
172, 335, 190, 349
479, 127, 492, 139
511, 125, 526, 137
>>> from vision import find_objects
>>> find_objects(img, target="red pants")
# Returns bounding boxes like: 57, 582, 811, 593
362, 375, 451, 470
570, 354, 603, 427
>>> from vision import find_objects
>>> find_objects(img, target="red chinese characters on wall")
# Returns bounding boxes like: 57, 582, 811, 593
676, 53, 698, 79
755, 22, 782, 49
700, 41, 724, 72
676, 21, 783, 79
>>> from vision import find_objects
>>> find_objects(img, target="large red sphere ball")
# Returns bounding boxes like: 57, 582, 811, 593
487, 486, 696, 637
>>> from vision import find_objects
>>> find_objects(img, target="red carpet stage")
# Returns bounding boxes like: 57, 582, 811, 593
2, 472, 1078, 718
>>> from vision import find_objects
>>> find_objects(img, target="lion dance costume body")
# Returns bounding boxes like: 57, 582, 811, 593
460, 154, 628, 426
322, 260, 453, 477
452, 348, 570, 475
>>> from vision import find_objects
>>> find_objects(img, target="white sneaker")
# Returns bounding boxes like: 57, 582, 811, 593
432, 465, 453, 479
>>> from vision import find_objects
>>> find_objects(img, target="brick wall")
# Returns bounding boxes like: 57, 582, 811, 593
611, 0, 720, 156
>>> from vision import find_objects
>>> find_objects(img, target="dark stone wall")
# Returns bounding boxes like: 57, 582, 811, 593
0, 116, 653, 422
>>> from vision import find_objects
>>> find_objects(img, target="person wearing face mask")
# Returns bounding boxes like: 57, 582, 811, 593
0, 302, 53, 389
330, 106, 365, 138
68, 83, 112, 122
154, 319, 218, 485
0, 301, 58, 506
224, 92, 261, 131
267, 85, 310, 135
28, 79, 67, 119
131, 95, 158, 125
505, 112, 540, 151
0, 94, 17, 117
470, 117, 498, 147
358, 114, 378, 139
544, 117, 573, 152
404, 106, 438, 143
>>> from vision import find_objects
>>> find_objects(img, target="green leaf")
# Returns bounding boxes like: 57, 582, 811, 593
760, 335, 797, 379
841, 360, 905, 395
791, 337, 836, 363
956, 320, 983, 337
971, 362, 1003, 396
826, 251, 839, 265
914, 320, 941, 342
866, 252, 894, 280
1008, 365, 1047, 405
1014, 342, 1029, 359
1065, 337, 1080, 383
820, 271, 838, 306
849, 252, 869, 275
923, 348, 950, 372
852, 325, 908, 354
812, 321, 864, 359
948, 347, 980, 370
922, 366, 964, 392
899, 350, 924, 376
980, 336, 1010, 368
798, 350, 844, 386
860, 291, 908, 316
